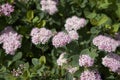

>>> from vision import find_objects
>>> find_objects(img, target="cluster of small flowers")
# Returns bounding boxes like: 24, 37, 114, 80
80, 70, 102, 80
0, 27, 22, 55
78, 55, 102, 79
0, 3, 14, 16
40, 0, 58, 15
30, 27, 52, 45
102, 53, 120, 74
52, 32, 71, 48
65, 16, 86, 32
67, 66, 78, 74
52, 16, 86, 47
68, 30, 79, 40
79, 54, 94, 67
65, 16, 86, 40
57, 52, 67, 66
93, 35, 119, 52
11, 64, 24, 77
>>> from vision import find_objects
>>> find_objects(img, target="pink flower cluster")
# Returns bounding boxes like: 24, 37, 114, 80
52, 32, 71, 48
80, 70, 102, 80
0, 3, 14, 16
102, 53, 120, 74
40, 0, 58, 15
68, 30, 79, 40
30, 27, 52, 45
79, 55, 94, 67
0, 27, 22, 55
65, 16, 86, 32
57, 52, 67, 66
93, 35, 119, 52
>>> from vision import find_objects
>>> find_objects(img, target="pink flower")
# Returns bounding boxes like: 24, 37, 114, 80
68, 30, 79, 40
80, 70, 102, 80
52, 32, 71, 48
0, 3, 14, 16
40, 0, 58, 15
93, 35, 119, 52
31, 27, 52, 45
65, 16, 86, 32
102, 53, 120, 74
0, 27, 22, 55
79, 55, 94, 67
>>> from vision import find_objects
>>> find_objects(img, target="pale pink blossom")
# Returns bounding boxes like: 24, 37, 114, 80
0, 27, 22, 55
65, 16, 86, 32
68, 30, 79, 40
102, 53, 120, 74
93, 35, 119, 52
40, 0, 58, 15
31, 27, 52, 45
0, 3, 14, 16
79, 55, 94, 67
80, 70, 102, 80
52, 32, 71, 48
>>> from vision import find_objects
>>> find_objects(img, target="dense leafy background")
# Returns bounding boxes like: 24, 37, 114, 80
0, 0, 120, 80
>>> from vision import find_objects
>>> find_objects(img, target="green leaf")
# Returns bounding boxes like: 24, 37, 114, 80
65, 73, 73, 80
39, 56, 46, 64
7, 0, 14, 3
84, 11, 97, 19
26, 10, 34, 22
80, 49, 90, 54
70, 55, 79, 66
112, 23, 120, 32
37, 20, 46, 28
97, 15, 109, 26
24, 63, 29, 69
32, 16, 39, 23
98, 0, 112, 9
32, 58, 39, 66
116, 3, 120, 18
12, 52, 22, 61
89, 48, 98, 59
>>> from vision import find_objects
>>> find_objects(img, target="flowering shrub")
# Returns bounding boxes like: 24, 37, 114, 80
0, 0, 120, 80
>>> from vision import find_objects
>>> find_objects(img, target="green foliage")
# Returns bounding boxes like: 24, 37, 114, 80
0, 0, 120, 80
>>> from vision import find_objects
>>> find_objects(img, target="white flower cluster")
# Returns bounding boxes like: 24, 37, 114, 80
57, 52, 67, 66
